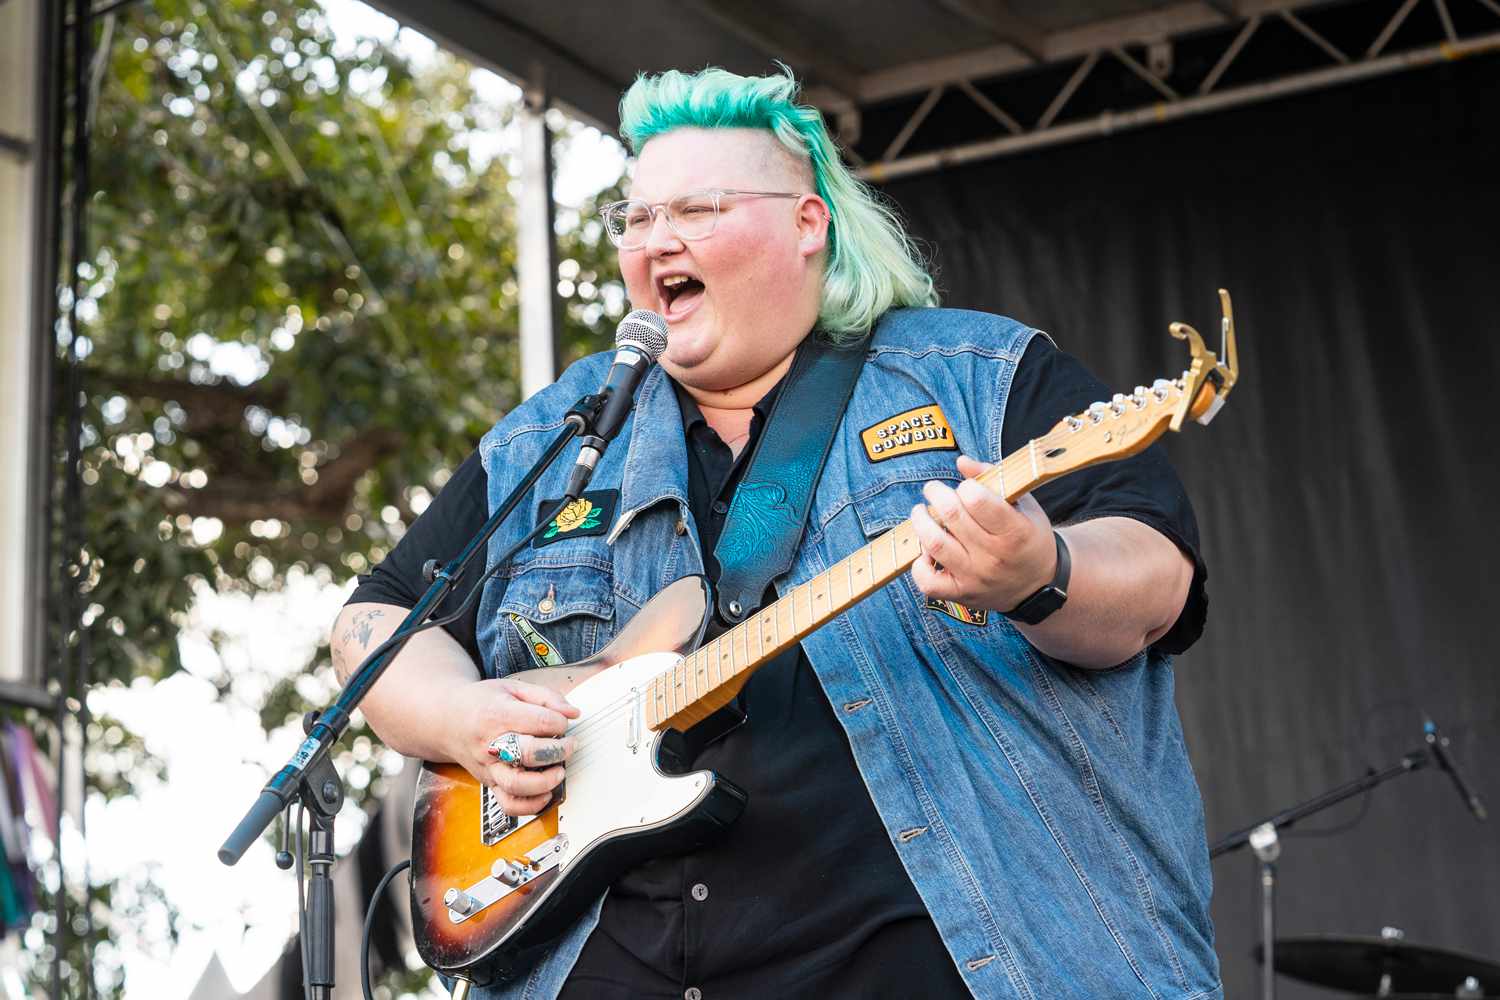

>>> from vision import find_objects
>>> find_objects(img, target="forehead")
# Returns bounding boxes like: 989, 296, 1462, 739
627, 127, 806, 200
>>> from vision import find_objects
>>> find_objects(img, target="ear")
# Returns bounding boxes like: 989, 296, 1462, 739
794, 194, 831, 259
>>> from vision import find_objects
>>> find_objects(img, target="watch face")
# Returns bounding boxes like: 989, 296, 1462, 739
1007, 586, 1066, 625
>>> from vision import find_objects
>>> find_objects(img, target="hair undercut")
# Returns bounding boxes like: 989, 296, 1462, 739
618, 65, 938, 342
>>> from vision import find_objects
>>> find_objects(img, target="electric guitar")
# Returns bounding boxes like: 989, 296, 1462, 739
410, 292, 1243, 988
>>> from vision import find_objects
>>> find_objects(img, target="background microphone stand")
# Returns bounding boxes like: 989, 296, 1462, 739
217, 392, 608, 1000
1211, 719, 1485, 1000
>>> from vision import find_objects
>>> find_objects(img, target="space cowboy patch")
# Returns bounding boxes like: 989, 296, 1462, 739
925, 597, 990, 627
860, 404, 958, 463
533, 490, 617, 548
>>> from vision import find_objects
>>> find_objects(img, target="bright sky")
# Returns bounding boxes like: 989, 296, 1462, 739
84, 2, 629, 996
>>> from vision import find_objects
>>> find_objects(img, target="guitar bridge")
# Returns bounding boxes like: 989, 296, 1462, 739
444, 834, 569, 924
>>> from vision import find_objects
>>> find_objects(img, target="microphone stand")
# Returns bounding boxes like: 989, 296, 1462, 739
218, 393, 607, 1000
1209, 727, 1443, 1000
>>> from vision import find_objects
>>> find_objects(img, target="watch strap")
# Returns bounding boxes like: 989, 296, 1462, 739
1004, 530, 1071, 626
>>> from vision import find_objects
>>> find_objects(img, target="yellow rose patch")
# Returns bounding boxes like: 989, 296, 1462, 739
533, 489, 617, 548
860, 404, 958, 463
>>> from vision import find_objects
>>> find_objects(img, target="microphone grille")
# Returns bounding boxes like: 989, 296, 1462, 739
616, 309, 669, 361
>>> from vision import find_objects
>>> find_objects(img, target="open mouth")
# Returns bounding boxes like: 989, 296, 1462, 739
657, 273, 706, 321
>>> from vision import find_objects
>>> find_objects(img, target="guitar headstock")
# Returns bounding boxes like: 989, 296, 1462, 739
1019, 289, 1241, 486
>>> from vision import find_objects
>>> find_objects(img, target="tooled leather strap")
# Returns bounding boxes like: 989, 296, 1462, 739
713, 334, 867, 624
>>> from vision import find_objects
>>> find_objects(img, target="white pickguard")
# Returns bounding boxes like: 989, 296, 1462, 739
551, 651, 710, 868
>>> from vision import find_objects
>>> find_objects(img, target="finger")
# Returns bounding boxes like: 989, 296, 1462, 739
910, 502, 969, 576
956, 454, 994, 480
910, 553, 962, 600
954, 476, 1025, 536
487, 762, 566, 798
498, 699, 574, 738
502, 679, 581, 719
495, 791, 553, 817
921, 479, 988, 556
493, 734, 574, 768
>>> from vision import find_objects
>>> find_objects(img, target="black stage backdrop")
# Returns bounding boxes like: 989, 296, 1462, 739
885, 55, 1500, 998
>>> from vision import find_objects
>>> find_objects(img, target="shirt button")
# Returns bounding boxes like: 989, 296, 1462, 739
685, 990, 702, 1000
712, 500, 728, 516
690, 882, 709, 901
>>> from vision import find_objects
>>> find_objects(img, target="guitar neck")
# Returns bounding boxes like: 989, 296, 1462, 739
644, 440, 1057, 732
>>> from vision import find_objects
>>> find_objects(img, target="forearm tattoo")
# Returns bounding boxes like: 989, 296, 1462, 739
335, 609, 386, 684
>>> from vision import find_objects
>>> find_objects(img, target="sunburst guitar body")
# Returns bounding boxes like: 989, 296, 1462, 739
410, 576, 745, 984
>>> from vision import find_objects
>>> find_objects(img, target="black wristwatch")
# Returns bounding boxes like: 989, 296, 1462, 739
1004, 530, 1071, 626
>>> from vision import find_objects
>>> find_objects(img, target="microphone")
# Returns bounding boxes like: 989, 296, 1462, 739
565, 309, 669, 496
1424, 719, 1488, 821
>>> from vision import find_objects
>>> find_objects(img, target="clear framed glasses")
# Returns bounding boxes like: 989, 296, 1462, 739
598, 189, 803, 249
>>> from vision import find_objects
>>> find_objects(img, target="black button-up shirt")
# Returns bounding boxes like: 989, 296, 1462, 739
559, 379, 965, 999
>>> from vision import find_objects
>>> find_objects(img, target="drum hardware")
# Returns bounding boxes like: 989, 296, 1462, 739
1211, 719, 1487, 1000
1253, 931, 1500, 997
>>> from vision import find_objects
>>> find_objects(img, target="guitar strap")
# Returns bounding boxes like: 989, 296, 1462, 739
713, 333, 868, 625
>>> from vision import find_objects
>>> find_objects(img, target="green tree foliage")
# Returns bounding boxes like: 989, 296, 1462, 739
38, 0, 628, 994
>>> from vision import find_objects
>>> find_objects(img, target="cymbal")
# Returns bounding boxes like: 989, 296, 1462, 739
1254, 935, 1500, 996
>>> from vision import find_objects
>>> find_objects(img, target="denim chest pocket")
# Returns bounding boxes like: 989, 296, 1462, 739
852, 474, 1007, 644
496, 559, 615, 669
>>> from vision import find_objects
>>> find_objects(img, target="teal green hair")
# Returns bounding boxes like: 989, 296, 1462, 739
618, 66, 937, 341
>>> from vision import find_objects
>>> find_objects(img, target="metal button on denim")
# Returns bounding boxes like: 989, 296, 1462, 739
684, 989, 702, 1000
690, 882, 708, 901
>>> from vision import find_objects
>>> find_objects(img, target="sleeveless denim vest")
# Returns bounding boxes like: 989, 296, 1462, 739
469, 308, 1221, 1000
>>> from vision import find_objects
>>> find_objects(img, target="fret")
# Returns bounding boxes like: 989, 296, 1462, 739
765, 608, 779, 655
750, 610, 763, 662
718, 637, 733, 680
665, 665, 676, 716
777, 596, 794, 650
687, 646, 700, 702
831, 556, 850, 607
887, 531, 899, 578
809, 573, 824, 624
708, 638, 721, 688
847, 549, 864, 592
674, 661, 686, 712
698, 647, 711, 693
796, 583, 813, 637
870, 532, 889, 578
863, 543, 875, 589
734, 621, 748, 674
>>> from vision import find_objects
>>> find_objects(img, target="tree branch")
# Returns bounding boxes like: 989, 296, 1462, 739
93, 372, 290, 431
163, 427, 404, 522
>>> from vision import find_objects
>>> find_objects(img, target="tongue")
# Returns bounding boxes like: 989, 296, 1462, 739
668, 281, 704, 318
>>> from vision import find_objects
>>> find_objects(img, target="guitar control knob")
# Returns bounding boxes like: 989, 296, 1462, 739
493, 859, 528, 886
444, 888, 478, 915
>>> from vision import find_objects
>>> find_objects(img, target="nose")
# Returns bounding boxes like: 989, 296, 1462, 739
643, 208, 683, 257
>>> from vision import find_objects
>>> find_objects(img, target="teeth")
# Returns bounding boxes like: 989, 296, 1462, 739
661, 275, 692, 288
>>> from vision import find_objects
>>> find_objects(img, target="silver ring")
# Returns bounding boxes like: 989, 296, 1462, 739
488, 731, 523, 766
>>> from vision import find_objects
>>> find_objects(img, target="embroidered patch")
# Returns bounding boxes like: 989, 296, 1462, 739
533, 490, 617, 548
505, 613, 564, 667
925, 597, 990, 627
860, 404, 958, 463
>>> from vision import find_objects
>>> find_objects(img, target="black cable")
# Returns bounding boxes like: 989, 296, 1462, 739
1282, 775, 1374, 839
361, 858, 412, 1000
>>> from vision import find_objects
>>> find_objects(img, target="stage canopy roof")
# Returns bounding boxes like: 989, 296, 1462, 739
364, 0, 1500, 179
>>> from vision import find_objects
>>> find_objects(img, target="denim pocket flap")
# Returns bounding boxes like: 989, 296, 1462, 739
498, 561, 614, 624
852, 470, 958, 538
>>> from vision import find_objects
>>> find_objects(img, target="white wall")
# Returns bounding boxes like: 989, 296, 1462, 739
0, 0, 41, 689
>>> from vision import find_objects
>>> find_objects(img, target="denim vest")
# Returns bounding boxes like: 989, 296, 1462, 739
471, 308, 1221, 999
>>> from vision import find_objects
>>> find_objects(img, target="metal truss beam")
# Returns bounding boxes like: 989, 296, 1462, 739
806, 0, 1333, 108
688, 0, 864, 103
858, 30, 1500, 182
